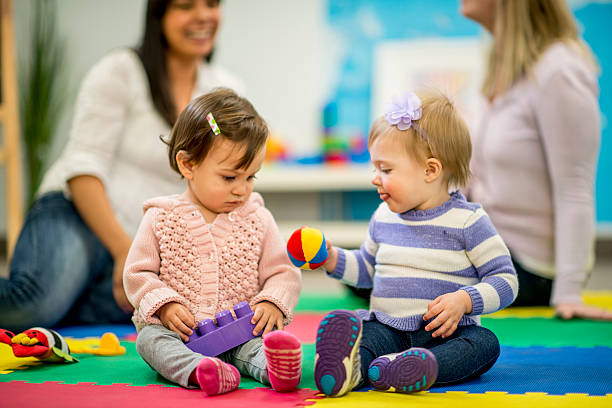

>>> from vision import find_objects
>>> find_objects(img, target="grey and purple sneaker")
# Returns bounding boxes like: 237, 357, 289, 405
314, 310, 362, 397
368, 347, 438, 393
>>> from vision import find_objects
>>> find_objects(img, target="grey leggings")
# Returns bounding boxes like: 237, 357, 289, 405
136, 324, 269, 388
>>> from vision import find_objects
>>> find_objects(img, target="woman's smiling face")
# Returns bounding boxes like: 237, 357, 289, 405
162, 0, 221, 60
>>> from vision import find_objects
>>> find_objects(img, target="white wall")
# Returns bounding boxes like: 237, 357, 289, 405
216, 0, 337, 156
2, 0, 332, 234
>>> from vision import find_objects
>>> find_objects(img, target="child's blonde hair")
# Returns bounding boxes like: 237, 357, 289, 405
368, 89, 472, 188
165, 87, 268, 175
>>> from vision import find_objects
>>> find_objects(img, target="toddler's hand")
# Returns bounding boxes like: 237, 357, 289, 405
423, 290, 472, 339
157, 302, 196, 342
252, 301, 284, 336
322, 241, 338, 272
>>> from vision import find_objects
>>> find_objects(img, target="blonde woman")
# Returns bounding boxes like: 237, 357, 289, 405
462, 0, 612, 320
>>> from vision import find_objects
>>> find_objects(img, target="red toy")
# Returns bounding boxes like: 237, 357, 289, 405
0, 327, 77, 363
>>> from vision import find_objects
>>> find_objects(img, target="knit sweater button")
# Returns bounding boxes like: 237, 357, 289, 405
228, 212, 235, 222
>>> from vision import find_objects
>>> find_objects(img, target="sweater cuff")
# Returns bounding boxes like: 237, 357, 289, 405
550, 277, 583, 306
461, 286, 484, 316
251, 284, 300, 325
139, 287, 189, 324
327, 248, 346, 280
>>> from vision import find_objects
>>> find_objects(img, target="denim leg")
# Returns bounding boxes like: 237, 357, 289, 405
0, 192, 129, 331
60, 250, 132, 326
410, 324, 500, 386
357, 319, 411, 388
221, 336, 269, 385
136, 324, 203, 388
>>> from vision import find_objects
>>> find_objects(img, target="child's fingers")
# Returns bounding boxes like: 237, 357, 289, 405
423, 300, 444, 321
178, 308, 196, 329
276, 317, 284, 331
424, 313, 444, 332
262, 317, 277, 336
176, 311, 195, 334
251, 307, 264, 325
172, 315, 194, 337
252, 313, 268, 336
433, 318, 458, 339
167, 321, 191, 342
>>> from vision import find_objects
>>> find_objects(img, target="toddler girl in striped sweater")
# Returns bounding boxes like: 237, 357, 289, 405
314, 90, 518, 397
124, 88, 302, 396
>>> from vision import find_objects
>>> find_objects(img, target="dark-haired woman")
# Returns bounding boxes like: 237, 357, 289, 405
0, 0, 243, 331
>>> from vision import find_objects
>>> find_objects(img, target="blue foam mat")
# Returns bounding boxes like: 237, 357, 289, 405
428, 346, 612, 396
57, 324, 136, 338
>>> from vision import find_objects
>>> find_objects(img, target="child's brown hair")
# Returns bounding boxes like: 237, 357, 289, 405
165, 87, 268, 174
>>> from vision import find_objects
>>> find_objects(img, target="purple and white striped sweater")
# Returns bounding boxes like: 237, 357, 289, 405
329, 191, 518, 331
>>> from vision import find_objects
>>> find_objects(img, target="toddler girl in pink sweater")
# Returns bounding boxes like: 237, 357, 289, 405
123, 88, 302, 396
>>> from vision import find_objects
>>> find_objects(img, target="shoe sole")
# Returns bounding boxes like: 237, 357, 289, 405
314, 310, 362, 397
368, 348, 438, 393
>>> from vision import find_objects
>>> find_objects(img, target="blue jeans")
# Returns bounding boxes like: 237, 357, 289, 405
0, 192, 132, 332
358, 318, 500, 387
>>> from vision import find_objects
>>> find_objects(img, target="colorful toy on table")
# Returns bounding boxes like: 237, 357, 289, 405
0, 327, 77, 363
286, 227, 328, 270
186, 301, 259, 357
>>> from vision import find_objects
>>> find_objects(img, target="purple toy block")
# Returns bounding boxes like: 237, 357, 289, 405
186, 301, 259, 356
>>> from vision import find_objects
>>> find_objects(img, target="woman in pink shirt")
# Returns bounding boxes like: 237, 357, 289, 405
123, 88, 302, 396
462, 0, 612, 320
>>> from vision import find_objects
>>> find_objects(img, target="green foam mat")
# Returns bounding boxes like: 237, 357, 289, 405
482, 317, 612, 347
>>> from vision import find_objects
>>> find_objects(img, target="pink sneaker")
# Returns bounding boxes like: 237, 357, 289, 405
195, 357, 240, 396
263, 331, 303, 392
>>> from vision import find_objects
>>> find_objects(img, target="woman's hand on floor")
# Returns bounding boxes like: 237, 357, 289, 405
555, 303, 612, 320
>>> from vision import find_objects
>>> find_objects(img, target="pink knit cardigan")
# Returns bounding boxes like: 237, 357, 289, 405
123, 192, 301, 330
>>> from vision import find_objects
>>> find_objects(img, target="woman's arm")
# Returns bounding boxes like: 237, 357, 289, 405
534, 56, 612, 320
68, 175, 132, 313
60, 51, 137, 313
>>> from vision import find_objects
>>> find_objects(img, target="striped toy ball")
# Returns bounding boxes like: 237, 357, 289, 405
286, 227, 328, 270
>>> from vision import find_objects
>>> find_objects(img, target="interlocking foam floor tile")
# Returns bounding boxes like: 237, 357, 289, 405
488, 307, 555, 318
285, 314, 322, 343
0, 382, 321, 407
430, 347, 612, 396
306, 390, 612, 408
583, 291, 612, 310
0, 344, 42, 374
0, 342, 173, 386
295, 293, 369, 312
482, 318, 612, 347
3, 341, 609, 397
488, 291, 612, 319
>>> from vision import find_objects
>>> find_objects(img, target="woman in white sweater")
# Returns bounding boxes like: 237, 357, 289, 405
0, 0, 243, 331
462, 0, 612, 320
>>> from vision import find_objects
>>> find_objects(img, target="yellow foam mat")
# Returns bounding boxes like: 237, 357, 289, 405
307, 391, 612, 407
0, 345, 41, 374
487, 291, 612, 318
